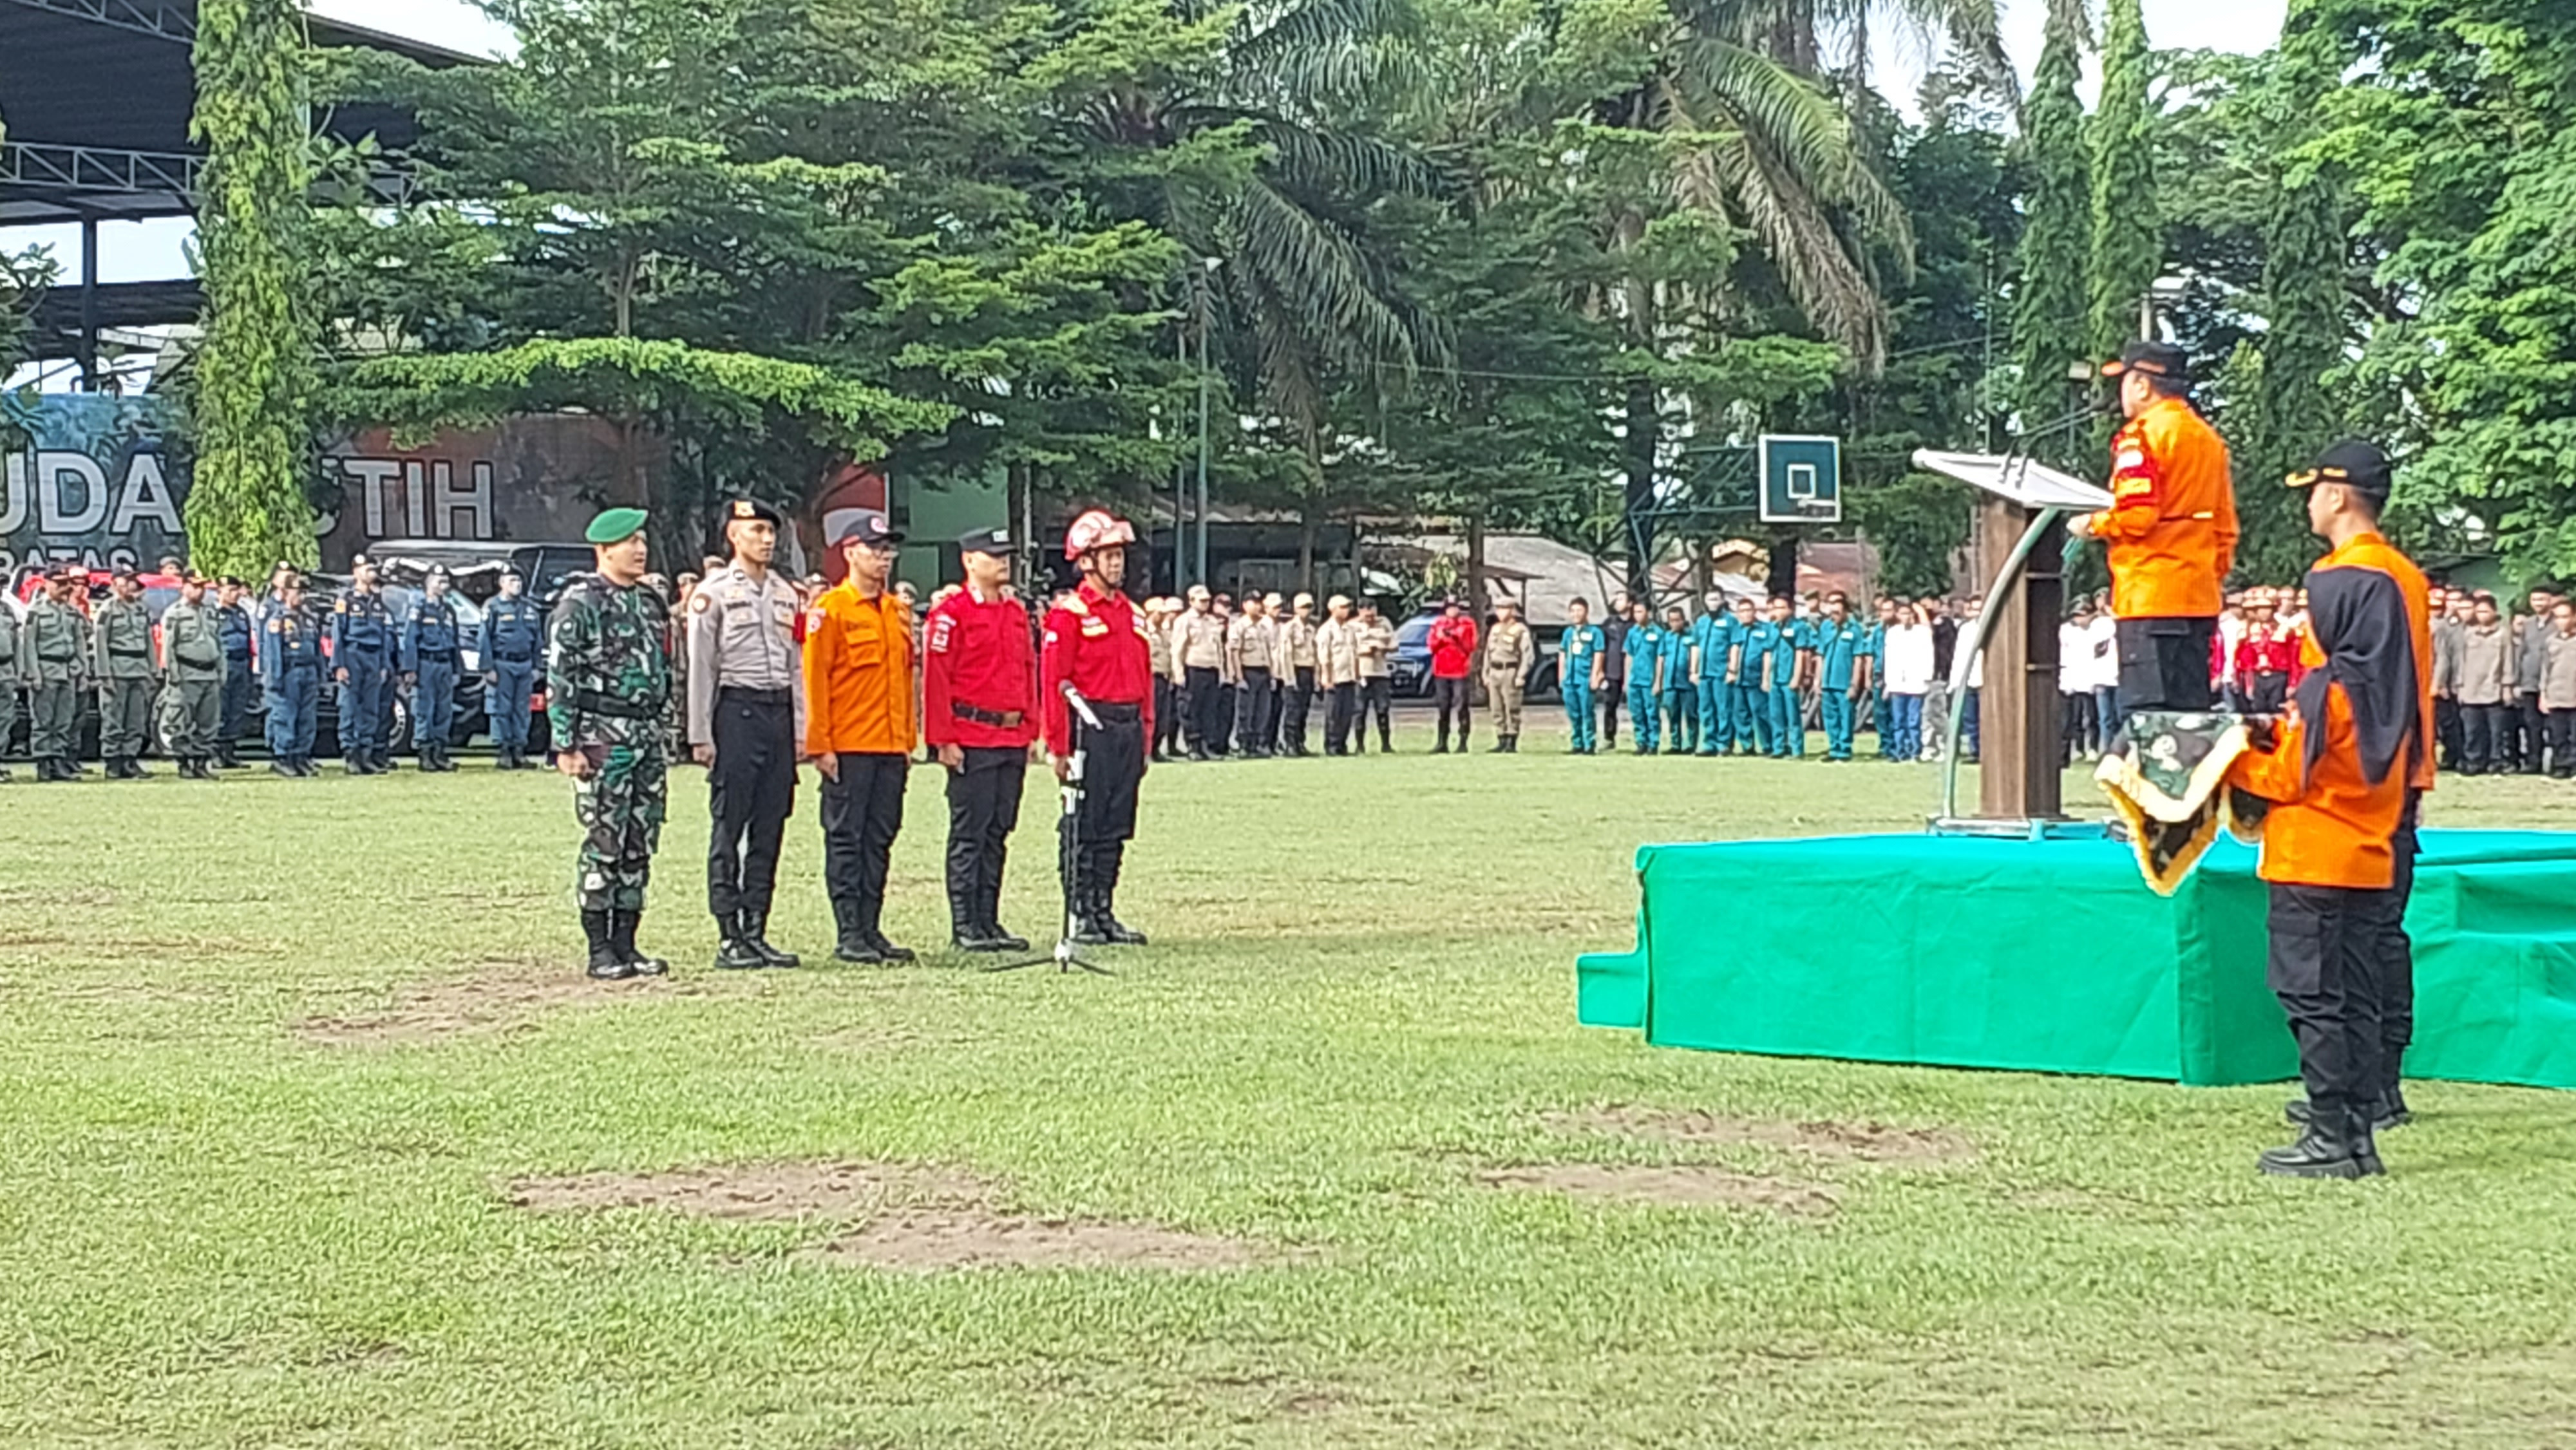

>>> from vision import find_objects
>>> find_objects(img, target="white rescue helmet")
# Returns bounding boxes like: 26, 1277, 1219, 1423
1064, 509, 1136, 561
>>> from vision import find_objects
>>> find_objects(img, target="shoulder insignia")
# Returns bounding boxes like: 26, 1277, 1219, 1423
688, 592, 712, 615
927, 615, 954, 653
334, 599, 348, 614
1133, 614, 1150, 636
267, 618, 282, 633
807, 607, 826, 634
1065, 596, 1092, 617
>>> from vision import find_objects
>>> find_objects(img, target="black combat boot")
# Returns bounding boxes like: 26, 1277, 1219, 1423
2284, 1089, 2412, 1132
214, 742, 240, 769
583, 909, 633, 981
612, 910, 668, 975
866, 923, 917, 963
2258, 1103, 2376, 1179
980, 880, 1028, 953
714, 910, 766, 970
1092, 842, 1148, 945
742, 909, 800, 968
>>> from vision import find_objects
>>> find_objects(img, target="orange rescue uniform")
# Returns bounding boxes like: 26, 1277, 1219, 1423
2088, 397, 2239, 619
802, 581, 916, 757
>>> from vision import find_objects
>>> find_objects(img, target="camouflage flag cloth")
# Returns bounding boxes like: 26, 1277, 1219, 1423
548, 574, 674, 912
2094, 709, 2275, 894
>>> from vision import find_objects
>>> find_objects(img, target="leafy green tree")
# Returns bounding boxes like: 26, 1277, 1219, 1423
185, 0, 321, 577
2011, 0, 2090, 446
2087, 0, 2157, 355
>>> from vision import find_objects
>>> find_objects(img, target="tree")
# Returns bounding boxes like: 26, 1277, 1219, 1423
2011, 0, 2089, 446
185, 0, 321, 577
2087, 0, 2157, 355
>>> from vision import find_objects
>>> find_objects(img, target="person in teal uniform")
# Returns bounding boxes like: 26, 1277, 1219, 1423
1623, 599, 1664, 755
1657, 605, 1696, 753
1733, 598, 1775, 756
1690, 594, 1734, 756
1763, 596, 1807, 758
1814, 592, 1871, 761
1559, 598, 1605, 753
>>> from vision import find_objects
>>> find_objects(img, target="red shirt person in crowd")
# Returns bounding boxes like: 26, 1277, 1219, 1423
1426, 598, 1480, 753
1038, 509, 1154, 945
2235, 593, 2304, 713
924, 527, 1041, 954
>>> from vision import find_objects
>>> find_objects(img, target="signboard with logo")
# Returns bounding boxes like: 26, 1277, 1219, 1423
2, 394, 655, 583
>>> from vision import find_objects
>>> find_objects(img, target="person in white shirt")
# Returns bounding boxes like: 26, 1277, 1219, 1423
2083, 598, 2121, 751
1880, 602, 1937, 761
2058, 603, 2099, 764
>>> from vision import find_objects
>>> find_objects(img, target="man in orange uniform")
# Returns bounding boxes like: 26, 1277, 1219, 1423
2085, 340, 2239, 713
923, 527, 1039, 955
1040, 510, 1154, 946
2226, 440, 2429, 1179
803, 511, 918, 964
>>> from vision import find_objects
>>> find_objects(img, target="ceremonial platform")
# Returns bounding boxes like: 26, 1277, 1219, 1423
1575, 829, 2576, 1089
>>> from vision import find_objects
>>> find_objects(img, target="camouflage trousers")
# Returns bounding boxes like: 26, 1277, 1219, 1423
574, 742, 668, 912
158, 677, 221, 759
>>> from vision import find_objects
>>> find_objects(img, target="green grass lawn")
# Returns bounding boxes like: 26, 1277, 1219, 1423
5, 716, 2576, 1449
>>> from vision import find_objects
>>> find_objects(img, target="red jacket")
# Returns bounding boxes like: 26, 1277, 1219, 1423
1428, 616, 1479, 679
1038, 579, 1153, 755
2233, 625, 2300, 686
924, 585, 1038, 749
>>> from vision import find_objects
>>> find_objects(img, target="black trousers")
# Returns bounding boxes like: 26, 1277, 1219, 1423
2434, 696, 2463, 770
945, 746, 1025, 932
2059, 691, 2095, 765
1185, 665, 1224, 755
2114, 616, 2217, 713
1152, 676, 1180, 755
2546, 708, 2576, 778
2248, 672, 2290, 714
820, 751, 908, 943
1361, 677, 1393, 749
2375, 796, 2422, 1098
1283, 666, 1315, 752
2461, 701, 2508, 773
1324, 681, 1356, 754
1432, 676, 1471, 745
2514, 692, 2546, 771
1600, 673, 1622, 746
1237, 667, 1273, 755
2268, 880, 2392, 1118
706, 689, 797, 923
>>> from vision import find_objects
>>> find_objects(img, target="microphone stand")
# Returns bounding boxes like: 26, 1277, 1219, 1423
985, 681, 1112, 976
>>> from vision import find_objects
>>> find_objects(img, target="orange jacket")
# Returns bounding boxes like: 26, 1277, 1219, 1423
2088, 397, 2238, 619
2227, 683, 2404, 889
802, 581, 916, 757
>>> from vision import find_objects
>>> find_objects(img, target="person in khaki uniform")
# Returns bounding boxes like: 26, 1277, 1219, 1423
1314, 594, 1361, 755
92, 568, 159, 778
2454, 594, 2514, 775
156, 572, 229, 779
1276, 592, 1320, 757
1144, 596, 1180, 762
1482, 596, 1539, 752
1177, 585, 1229, 758
1226, 592, 1276, 758
1355, 598, 1397, 753
0, 589, 21, 782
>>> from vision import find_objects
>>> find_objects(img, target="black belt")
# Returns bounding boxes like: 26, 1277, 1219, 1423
39, 652, 76, 663
951, 701, 1025, 727
109, 647, 149, 658
1090, 701, 1142, 723
576, 689, 659, 719
493, 653, 534, 664
720, 686, 791, 706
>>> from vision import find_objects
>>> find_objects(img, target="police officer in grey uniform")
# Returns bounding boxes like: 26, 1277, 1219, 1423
24, 569, 91, 780
93, 567, 159, 778
0, 587, 21, 782
156, 572, 229, 778
687, 498, 808, 969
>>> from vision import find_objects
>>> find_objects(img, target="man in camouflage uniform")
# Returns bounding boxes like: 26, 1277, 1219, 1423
551, 507, 675, 981
93, 568, 159, 778
156, 572, 228, 778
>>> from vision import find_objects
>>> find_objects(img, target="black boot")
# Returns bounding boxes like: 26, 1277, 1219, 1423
2284, 1089, 2411, 1132
714, 908, 766, 970
980, 879, 1028, 953
216, 742, 240, 769
2258, 1103, 2376, 1179
866, 923, 917, 963
612, 910, 668, 976
742, 909, 800, 968
1093, 842, 1148, 945
583, 909, 633, 980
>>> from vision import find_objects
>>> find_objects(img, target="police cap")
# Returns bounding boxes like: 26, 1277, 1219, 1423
724, 498, 784, 528
958, 527, 1010, 558
2101, 339, 2191, 384
2286, 438, 2392, 500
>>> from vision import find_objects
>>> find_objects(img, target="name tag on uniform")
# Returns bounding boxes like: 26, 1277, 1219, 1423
1081, 617, 1110, 638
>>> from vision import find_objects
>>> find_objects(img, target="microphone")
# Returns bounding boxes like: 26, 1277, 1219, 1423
1060, 681, 1103, 729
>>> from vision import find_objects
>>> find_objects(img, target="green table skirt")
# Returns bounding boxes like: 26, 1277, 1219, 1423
1576, 830, 2576, 1088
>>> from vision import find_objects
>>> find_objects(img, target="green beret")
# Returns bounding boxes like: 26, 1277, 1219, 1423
585, 507, 649, 545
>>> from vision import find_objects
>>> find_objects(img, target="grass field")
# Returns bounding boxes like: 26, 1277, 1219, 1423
6, 715, 2576, 1449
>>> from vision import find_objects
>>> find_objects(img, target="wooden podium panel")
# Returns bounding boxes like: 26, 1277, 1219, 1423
1976, 496, 2067, 820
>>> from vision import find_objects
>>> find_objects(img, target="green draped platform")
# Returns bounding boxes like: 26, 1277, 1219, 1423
1576, 830, 2576, 1088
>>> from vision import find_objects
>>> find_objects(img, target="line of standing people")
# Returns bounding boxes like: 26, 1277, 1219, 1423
1145, 588, 1401, 759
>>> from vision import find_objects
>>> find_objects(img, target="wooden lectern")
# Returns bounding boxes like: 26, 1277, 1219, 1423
1911, 451, 2115, 832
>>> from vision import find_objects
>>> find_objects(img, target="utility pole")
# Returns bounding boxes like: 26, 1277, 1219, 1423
1195, 258, 1218, 588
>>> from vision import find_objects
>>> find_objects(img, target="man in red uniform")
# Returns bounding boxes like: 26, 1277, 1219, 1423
2228, 439, 2429, 1178
2085, 339, 2240, 713
1426, 598, 1479, 753
2234, 590, 2301, 713
1041, 510, 1154, 946
925, 527, 1041, 954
